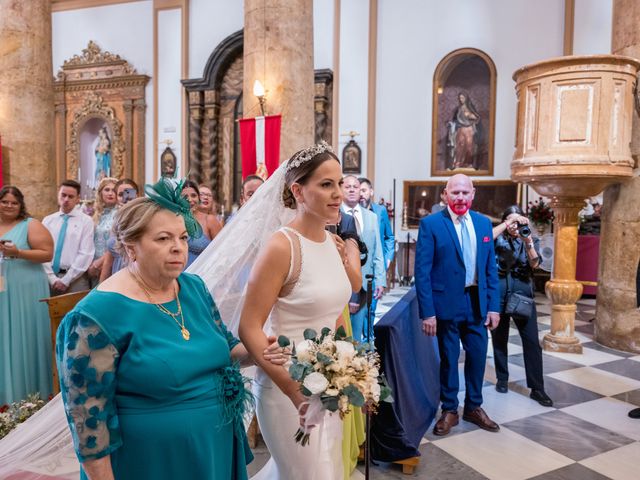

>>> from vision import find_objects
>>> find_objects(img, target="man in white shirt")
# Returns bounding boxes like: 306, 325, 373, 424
43, 180, 95, 295
342, 175, 386, 342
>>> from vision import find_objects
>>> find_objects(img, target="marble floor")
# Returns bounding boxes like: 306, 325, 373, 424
249, 290, 640, 480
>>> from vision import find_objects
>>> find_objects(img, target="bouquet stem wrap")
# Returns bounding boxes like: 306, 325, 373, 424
296, 395, 325, 446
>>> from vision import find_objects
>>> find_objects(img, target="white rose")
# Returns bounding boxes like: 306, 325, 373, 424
325, 388, 340, 397
335, 341, 356, 360
367, 367, 379, 379
370, 381, 381, 402
303, 372, 330, 395
295, 339, 315, 363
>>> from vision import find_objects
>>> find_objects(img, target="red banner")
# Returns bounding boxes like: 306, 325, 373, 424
239, 115, 281, 180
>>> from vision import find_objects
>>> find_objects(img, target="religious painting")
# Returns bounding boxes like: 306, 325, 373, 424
160, 145, 178, 179
342, 138, 361, 174
403, 180, 519, 229
431, 48, 496, 176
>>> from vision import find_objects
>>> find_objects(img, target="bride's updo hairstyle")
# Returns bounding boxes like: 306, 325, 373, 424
282, 141, 339, 209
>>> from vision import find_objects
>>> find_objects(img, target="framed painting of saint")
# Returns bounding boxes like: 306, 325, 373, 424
431, 48, 496, 176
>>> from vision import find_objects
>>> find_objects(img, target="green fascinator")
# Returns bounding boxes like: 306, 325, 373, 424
144, 178, 203, 239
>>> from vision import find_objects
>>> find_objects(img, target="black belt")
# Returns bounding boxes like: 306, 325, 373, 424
56, 269, 68, 275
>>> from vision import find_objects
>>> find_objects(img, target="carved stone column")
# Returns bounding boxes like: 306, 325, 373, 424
204, 90, 220, 189
244, 0, 314, 160
133, 99, 146, 186
188, 91, 204, 183
123, 100, 134, 179
54, 103, 67, 186
0, 0, 56, 218
543, 198, 584, 353
595, 0, 640, 353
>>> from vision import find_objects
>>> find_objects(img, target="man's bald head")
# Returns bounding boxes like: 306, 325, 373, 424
445, 174, 475, 215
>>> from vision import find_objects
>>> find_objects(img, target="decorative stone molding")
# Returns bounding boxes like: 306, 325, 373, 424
66, 92, 125, 179
54, 41, 150, 191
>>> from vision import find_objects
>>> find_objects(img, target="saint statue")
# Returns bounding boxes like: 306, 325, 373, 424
94, 126, 112, 186
447, 92, 481, 170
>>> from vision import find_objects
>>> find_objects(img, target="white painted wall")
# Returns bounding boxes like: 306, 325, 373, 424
338, 0, 369, 172
188, 0, 244, 79
573, 0, 612, 55
52, 1, 154, 183
313, 0, 334, 70
374, 0, 565, 234
157, 8, 183, 178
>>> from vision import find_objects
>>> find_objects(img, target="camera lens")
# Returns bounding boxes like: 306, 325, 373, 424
518, 224, 531, 238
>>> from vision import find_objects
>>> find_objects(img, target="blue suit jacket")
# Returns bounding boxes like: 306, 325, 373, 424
370, 203, 395, 267
414, 209, 499, 321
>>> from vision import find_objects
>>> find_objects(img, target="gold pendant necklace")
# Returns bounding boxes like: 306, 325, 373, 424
130, 269, 190, 341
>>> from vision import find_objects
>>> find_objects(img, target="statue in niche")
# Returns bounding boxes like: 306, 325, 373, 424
447, 92, 481, 170
160, 146, 177, 179
93, 126, 112, 186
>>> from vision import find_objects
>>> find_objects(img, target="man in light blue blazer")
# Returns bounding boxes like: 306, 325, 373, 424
415, 174, 500, 436
342, 175, 386, 342
358, 178, 395, 269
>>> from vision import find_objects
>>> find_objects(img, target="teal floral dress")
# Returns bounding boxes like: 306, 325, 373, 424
56, 273, 253, 480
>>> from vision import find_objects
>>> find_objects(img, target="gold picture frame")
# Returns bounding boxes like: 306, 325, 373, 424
431, 48, 497, 176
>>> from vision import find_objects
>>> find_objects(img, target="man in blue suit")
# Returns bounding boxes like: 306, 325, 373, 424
342, 175, 386, 342
358, 178, 395, 269
415, 174, 500, 436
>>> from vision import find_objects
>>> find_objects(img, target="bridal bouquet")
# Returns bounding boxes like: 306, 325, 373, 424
278, 326, 393, 446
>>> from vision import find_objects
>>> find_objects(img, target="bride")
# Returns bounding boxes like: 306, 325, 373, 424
0, 142, 355, 479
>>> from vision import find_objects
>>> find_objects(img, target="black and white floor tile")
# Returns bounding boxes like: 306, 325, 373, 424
250, 290, 640, 479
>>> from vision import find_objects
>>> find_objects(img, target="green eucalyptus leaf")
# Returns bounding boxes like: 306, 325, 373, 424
303, 328, 317, 341
342, 384, 365, 407
316, 352, 333, 366
289, 363, 306, 381
278, 335, 291, 348
334, 326, 347, 340
321, 395, 339, 412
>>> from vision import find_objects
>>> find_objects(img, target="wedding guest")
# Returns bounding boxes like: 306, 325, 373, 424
240, 175, 264, 206
359, 177, 395, 270
181, 180, 222, 267
415, 174, 500, 436
87, 177, 118, 286
100, 179, 140, 283
43, 180, 94, 295
431, 190, 447, 214
198, 184, 217, 216
342, 175, 385, 342
492, 205, 552, 407
56, 183, 287, 480
0, 186, 54, 403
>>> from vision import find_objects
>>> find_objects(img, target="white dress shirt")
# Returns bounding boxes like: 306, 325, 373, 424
342, 202, 363, 234
447, 206, 477, 286
43, 208, 95, 286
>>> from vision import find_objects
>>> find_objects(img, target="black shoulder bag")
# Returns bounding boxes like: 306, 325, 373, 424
504, 238, 535, 319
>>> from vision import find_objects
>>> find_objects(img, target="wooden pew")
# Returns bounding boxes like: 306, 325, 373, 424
41, 290, 90, 394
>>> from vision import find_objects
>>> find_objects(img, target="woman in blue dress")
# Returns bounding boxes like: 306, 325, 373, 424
180, 180, 222, 268
0, 186, 54, 404
54, 181, 286, 480
88, 177, 118, 287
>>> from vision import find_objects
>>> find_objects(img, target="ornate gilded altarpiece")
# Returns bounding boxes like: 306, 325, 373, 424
182, 30, 333, 208
54, 41, 150, 196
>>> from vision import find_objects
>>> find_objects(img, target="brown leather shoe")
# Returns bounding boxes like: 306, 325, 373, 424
433, 410, 459, 436
462, 407, 500, 432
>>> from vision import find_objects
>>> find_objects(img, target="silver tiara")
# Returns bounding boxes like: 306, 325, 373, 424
286, 141, 334, 171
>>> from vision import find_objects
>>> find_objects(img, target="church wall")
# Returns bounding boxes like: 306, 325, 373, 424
313, 0, 334, 70
52, 1, 154, 183
574, 0, 613, 55
375, 0, 566, 234
188, 0, 244, 79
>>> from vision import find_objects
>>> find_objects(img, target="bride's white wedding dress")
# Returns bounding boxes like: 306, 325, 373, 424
252, 227, 351, 480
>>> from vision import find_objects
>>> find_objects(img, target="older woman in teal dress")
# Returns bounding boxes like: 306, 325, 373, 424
0, 186, 54, 404
56, 181, 286, 480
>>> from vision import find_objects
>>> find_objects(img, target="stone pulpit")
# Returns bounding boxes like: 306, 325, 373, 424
512, 55, 640, 353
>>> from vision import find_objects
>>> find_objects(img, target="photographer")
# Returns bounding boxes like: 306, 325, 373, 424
491, 205, 552, 407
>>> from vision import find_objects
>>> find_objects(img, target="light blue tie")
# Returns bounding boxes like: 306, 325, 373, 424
52, 214, 69, 274
460, 215, 475, 286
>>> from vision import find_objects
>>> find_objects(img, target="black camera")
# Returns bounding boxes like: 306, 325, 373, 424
517, 223, 531, 238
